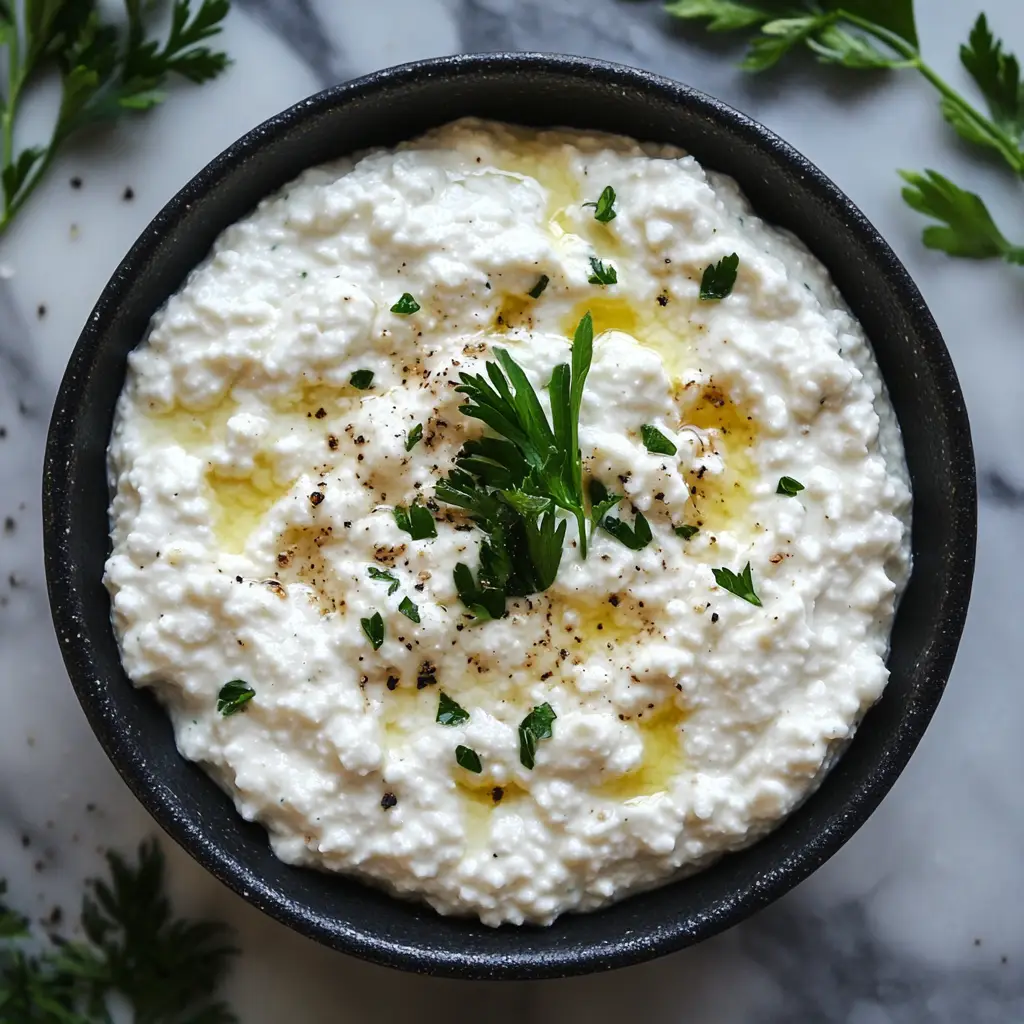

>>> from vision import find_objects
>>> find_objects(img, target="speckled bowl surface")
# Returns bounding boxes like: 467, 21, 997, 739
43, 53, 975, 980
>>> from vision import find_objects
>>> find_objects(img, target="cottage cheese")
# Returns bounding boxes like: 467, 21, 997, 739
105, 119, 911, 926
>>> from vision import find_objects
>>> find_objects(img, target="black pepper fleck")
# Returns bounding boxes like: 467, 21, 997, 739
381, 792, 398, 810
711, 612, 719, 623
309, 491, 324, 507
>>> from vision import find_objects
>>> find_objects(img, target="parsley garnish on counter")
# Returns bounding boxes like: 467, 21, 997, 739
437, 692, 470, 726
455, 745, 483, 773
665, 4, 1024, 266
713, 562, 762, 607
0, 0, 231, 236
391, 292, 421, 315
699, 253, 739, 300
583, 185, 617, 223
0, 839, 238, 1022
777, 475, 805, 497
217, 679, 255, 716
361, 611, 385, 649
519, 703, 557, 769
437, 313, 594, 617
588, 257, 618, 285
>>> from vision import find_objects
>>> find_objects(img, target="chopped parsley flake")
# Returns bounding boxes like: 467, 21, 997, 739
390, 292, 420, 315
777, 476, 805, 497
674, 524, 699, 540
349, 369, 374, 390
641, 424, 677, 456
519, 702, 557, 769
713, 562, 762, 606
405, 423, 423, 451
436, 692, 469, 726
393, 502, 437, 540
455, 745, 483, 773
528, 274, 550, 298
360, 611, 385, 649
398, 596, 420, 623
217, 680, 254, 716
699, 253, 739, 300
588, 257, 618, 285
599, 509, 653, 551
367, 566, 399, 595
583, 185, 617, 223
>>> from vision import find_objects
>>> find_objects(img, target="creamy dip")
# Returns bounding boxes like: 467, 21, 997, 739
105, 119, 911, 926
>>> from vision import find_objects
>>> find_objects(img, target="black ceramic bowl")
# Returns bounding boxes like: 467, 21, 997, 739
44, 53, 976, 980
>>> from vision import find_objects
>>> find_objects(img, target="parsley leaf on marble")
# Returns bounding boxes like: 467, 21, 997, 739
641, 424, 678, 456
528, 274, 550, 298
899, 169, 1024, 263
217, 679, 254, 716
405, 423, 424, 451
398, 596, 420, 623
699, 253, 740, 300
455, 745, 483, 773
588, 257, 618, 285
713, 561, 762, 606
0, 839, 238, 1023
437, 692, 470, 726
583, 185, 617, 223
350, 369, 374, 390
436, 314, 595, 616
777, 475, 805, 496
393, 502, 437, 540
390, 292, 420, 315
368, 566, 400, 595
519, 703, 557, 769
0, 0, 231, 236
599, 508, 653, 551
674, 524, 700, 539
361, 611, 385, 649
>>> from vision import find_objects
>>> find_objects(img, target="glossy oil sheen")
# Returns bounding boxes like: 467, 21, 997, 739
42, 54, 976, 981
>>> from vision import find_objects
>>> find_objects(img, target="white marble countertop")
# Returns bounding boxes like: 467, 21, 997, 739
2, 1, 1022, 1020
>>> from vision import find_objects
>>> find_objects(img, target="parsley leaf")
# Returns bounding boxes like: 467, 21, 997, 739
899, 169, 1024, 263
713, 561, 762, 606
528, 274, 550, 298
959, 14, 1024, 146
453, 561, 506, 621
398, 596, 420, 623
519, 703, 557, 769
583, 185, 617, 223
663, 0, 774, 33
675, 524, 699, 539
600, 509, 653, 551
390, 292, 420, 315
0, 1, 231, 235
455, 745, 483, 773
349, 368, 374, 390
777, 475, 805, 496
641, 424, 677, 456
394, 502, 438, 540
699, 253, 740, 300
217, 679, 254, 716
361, 611, 385, 649
436, 692, 470, 726
587, 257, 618, 285
405, 423, 424, 451
368, 566, 400, 595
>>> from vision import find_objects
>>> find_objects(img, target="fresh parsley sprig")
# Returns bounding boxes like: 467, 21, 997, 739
0, 0, 231, 236
437, 315, 595, 617
666, 3, 1024, 265
0, 839, 238, 1023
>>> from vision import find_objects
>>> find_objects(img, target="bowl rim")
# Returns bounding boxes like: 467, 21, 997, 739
43, 50, 976, 979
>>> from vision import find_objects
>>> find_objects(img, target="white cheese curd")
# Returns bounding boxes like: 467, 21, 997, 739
105, 119, 911, 926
